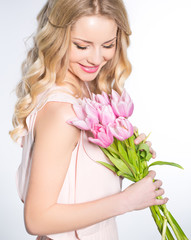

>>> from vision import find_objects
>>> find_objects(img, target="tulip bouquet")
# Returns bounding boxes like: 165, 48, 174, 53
68, 89, 188, 240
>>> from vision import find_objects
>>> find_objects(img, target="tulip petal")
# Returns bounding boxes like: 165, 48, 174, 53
102, 91, 110, 104
111, 101, 120, 117
67, 119, 90, 130
96, 94, 108, 105
117, 102, 128, 118
111, 89, 120, 102
73, 104, 85, 120
109, 117, 134, 141
99, 105, 116, 125
97, 131, 112, 146
88, 137, 110, 148
109, 126, 125, 141
85, 103, 98, 121
121, 89, 131, 102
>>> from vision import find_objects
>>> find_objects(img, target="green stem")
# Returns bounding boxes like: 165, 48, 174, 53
149, 202, 173, 240
162, 217, 167, 240
107, 145, 137, 179
143, 132, 152, 143
166, 226, 175, 240
153, 206, 163, 233
168, 211, 188, 240
159, 202, 186, 240
150, 206, 175, 240
150, 206, 162, 233
124, 138, 140, 175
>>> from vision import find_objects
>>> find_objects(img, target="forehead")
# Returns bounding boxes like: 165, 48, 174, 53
71, 15, 118, 42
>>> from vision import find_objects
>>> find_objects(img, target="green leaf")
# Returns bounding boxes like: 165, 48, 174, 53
101, 148, 113, 158
138, 143, 150, 154
117, 170, 124, 176
104, 154, 133, 175
120, 173, 136, 182
146, 152, 153, 161
138, 143, 153, 162
117, 140, 129, 162
168, 211, 188, 239
110, 151, 120, 159
128, 135, 136, 149
117, 171, 136, 181
106, 145, 120, 158
149, 161, 184, 170
140, 151, 146, 158
96, 162, 136, 181
143, 167, 149, 178
126, 146, 139, 171
127, 148, 138, 161
97, 161, 118, 173
101, 146, 136, 177
134, 129, 139, 138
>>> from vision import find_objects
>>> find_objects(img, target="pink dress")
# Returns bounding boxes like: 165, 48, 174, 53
16, 84, 122, 240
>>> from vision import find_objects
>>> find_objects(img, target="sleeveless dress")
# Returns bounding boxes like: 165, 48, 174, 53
16, 84, 122, 240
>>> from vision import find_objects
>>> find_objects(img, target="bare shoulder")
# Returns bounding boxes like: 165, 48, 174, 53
34, 101, 80, 150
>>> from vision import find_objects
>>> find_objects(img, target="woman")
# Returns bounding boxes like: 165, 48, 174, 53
9, 0, 168, 239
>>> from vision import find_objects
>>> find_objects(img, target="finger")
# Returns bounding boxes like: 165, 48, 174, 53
134, 133, 146, 144
155, 188, 165, 197
151, 149, 156, 159
154, 179, 162, 189
153, 197, 169, 206
148, 146, 156, 159
146, 141, 152, 147
147, 170, 156, 179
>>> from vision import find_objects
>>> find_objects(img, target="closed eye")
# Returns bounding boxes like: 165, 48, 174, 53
103, 43, 115, 49
73, 42, 116, 50
73, 42, 87, 50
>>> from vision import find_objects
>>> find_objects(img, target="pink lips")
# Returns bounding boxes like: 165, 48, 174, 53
79, 63, 99, 73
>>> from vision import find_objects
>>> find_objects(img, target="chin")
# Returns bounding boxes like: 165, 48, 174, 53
79, 76, 97, 83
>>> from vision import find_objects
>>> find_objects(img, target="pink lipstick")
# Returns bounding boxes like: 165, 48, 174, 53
79, 64, 99, 73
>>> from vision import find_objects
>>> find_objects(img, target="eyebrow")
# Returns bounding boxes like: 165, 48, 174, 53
72, 36, 117, 44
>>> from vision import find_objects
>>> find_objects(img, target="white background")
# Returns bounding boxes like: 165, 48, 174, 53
0, 0, 191, 239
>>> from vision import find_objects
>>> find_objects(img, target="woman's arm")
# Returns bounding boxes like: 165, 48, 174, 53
24, 101, 168, 236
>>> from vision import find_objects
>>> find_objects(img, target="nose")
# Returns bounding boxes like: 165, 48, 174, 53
87, 47, 103, 66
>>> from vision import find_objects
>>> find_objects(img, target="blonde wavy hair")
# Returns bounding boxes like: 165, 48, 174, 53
9, 0, 132, 143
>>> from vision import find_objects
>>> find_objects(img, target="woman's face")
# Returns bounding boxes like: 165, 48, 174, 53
67, 15, 118, 82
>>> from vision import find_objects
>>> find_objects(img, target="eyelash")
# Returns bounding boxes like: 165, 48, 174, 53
75, 44, 87, 50
103, 43, 115, 49
73, 43, 115, 50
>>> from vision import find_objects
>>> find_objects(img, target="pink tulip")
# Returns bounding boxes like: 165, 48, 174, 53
97, 104, 116, 126
92, 91, 110, 105
68, 98, 99, 130
68, 90, 134, 143
84, 98, 99, 120
111, 89, 134, 118
109, 117, 134, 141
88, 123, 114, 148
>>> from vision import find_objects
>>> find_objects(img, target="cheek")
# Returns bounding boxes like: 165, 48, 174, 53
104, 48, 116, 61
69, 47, 86, 63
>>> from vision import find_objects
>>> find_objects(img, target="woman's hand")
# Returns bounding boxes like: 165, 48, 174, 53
120, 170, 168, 213
133, 126, 156, 159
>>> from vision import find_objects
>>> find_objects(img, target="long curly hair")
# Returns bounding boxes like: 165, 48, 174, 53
9, 0, 132, 143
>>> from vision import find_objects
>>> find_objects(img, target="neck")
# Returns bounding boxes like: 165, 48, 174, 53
63, 71, 91, 98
